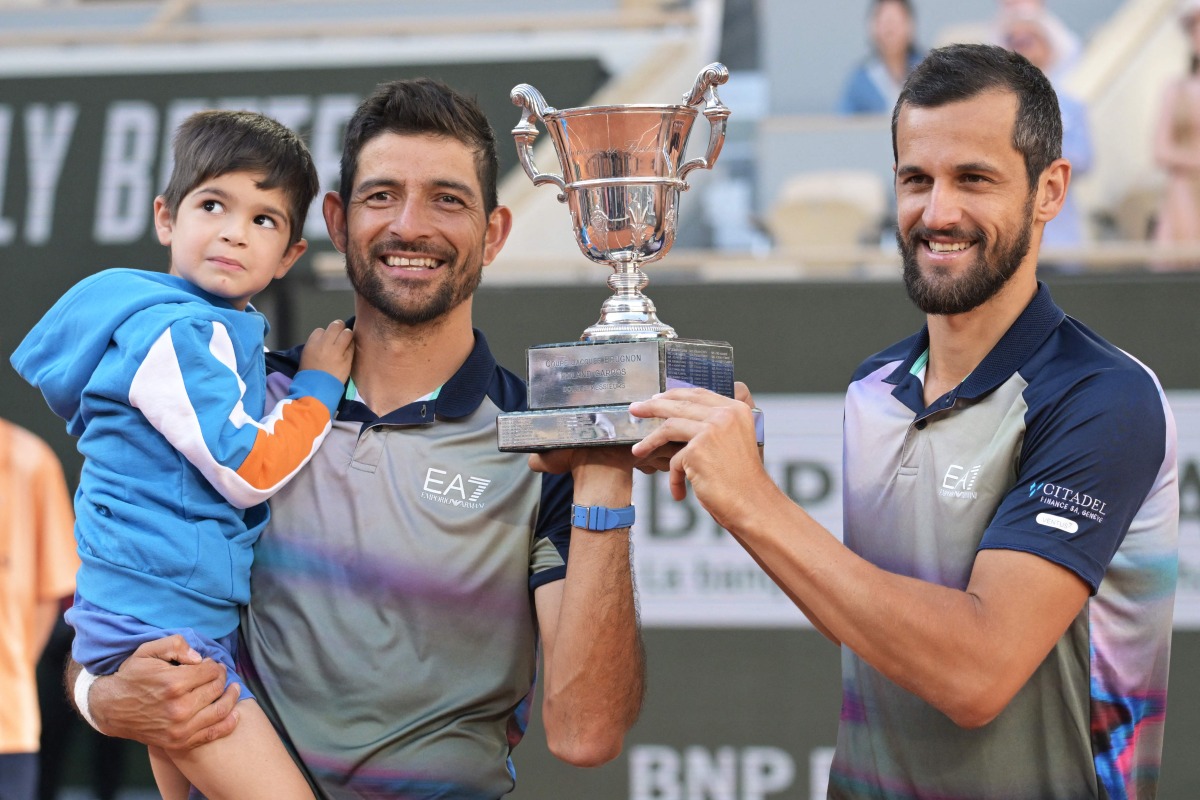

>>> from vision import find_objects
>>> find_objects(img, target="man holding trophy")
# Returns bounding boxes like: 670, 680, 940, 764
67, 75, 685, 798
631, 44, 1178, 799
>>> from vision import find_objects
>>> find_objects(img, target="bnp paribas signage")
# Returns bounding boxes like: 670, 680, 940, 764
632, 395, 846, 628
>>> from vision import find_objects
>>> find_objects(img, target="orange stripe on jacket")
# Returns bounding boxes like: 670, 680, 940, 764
235, 397, 332, 490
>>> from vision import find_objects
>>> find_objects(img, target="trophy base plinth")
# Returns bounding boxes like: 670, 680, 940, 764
498, 336, 752, 453
497, 405, 662, 452
525, 337, 734, 410
496, 405, 764, 453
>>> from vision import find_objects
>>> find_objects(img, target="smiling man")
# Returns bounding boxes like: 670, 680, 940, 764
66, 79, 648, 800
630, 44, 1179, 798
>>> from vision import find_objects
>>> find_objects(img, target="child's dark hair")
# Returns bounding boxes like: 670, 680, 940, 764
161, 110, 320, 247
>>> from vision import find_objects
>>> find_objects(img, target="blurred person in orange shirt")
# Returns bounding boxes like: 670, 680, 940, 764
0, 417, 78, 800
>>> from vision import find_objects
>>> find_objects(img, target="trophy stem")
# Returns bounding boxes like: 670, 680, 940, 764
581, 260, 676, 342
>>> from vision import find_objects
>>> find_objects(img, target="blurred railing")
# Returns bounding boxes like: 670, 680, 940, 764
0, 0, 693, 47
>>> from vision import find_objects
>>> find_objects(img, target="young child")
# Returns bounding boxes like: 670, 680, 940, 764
12, 110, 349, 799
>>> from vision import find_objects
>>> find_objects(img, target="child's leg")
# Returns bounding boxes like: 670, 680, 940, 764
149, 746, 193, 800
165, 699, 314, 800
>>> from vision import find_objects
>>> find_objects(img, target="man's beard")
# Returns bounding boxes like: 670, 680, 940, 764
898, 195, 1034, 315
345, 237, 483, 326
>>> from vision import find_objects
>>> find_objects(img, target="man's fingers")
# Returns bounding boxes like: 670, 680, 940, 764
631, 389, 731, 419
632, 417, 706, 457
734, 381, 755, 408
182, 684, 241, 749
131, 634, 202, 666
668, 451, 689, 502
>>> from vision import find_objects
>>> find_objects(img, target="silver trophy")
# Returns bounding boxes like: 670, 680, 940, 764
497, 63, 754, 451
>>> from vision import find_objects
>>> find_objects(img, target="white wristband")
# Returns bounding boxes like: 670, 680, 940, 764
73, 667, 102, 732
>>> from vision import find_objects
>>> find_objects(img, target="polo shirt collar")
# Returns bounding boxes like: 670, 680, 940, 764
885, 281, 1065, 401
267, 322, 498, 426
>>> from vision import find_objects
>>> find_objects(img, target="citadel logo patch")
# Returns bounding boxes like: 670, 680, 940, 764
422, 467, 491, 509
1028, 480, 1108, 524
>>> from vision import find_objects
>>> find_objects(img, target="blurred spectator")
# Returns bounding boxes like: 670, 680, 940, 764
837, 0, 924, 114
1002, 8, 1094, 253
0, 417, 77, 800
992, 0, 1082, 82
1151, 0, 1200, 266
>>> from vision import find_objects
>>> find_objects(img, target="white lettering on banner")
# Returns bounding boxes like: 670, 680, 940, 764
634, 395, 844, 629
686, 747, 736, 798
809, 747, 834, 800
263, 96, 315, 135
634, 391, 1200, 631
306, 94, 360, 239
0, 106, 15, 245
218, 96, 261, 113
94, 101, 158, 243
629, 745, 796, 800
159, 99, 211, 193
0, 93, 361, 248
24, 103, 79, 245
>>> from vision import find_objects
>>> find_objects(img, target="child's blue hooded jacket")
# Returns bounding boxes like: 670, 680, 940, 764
12, 268, 343, 636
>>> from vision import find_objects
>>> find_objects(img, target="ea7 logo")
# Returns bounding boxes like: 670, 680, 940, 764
942, 464, 981, 492
423, 468, 491, 501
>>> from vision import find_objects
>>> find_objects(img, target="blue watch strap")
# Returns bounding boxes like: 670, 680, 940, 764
570, 503, 635, 531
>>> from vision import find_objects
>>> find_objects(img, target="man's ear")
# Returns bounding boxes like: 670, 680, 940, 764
1034, 158, 1071, 224
274, 238, 309, 280
153, 196, 174, 246
322, 191, 349, 254
481, 205, 513, 267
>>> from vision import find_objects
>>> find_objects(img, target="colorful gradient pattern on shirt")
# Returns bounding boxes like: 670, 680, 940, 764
829, 284, 1179, 799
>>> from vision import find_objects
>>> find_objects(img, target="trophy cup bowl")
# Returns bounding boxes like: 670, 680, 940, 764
510, 62, 730, 341
497, 63, 762, 452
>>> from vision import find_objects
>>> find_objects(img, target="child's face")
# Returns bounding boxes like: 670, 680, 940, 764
154, 170, 307, 310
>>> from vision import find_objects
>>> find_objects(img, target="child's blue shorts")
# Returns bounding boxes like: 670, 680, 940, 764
66, 594, 253, 702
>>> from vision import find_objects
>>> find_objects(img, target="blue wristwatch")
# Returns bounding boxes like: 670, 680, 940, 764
570, 503, 636, 531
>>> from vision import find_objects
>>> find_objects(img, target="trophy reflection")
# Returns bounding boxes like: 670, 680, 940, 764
497, 63, 755, 451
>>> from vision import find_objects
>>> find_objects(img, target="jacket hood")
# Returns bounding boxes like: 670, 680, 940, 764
11, 268, 237, 435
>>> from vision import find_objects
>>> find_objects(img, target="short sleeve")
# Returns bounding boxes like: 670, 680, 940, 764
980, 369, 1169, 591
529, 471, 573, 590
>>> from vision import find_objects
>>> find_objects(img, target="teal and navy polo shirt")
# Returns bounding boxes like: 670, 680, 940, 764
240, 329, 572, 800
833, 283, 1178, 799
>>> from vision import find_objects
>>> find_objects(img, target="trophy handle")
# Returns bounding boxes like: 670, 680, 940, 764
678, 62, 731, 184
511, 84, 567, 200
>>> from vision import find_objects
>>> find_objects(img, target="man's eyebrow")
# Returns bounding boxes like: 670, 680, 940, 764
895, 161, 1001, 177
431, 178, 478, 199
954, 161, 1001, 174
353, 178, 399, 196
354, 177, 479, 200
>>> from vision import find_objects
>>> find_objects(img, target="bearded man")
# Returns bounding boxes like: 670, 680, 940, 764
630, 44, 1179, 799
69, 78, 650, 800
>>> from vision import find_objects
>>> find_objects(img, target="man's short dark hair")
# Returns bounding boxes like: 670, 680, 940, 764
161, 110, 319, 247
891, 43, 1063, 189
339, 78, 500, 215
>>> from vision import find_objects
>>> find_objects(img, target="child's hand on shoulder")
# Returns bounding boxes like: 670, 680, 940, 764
299, 320, 354, 384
